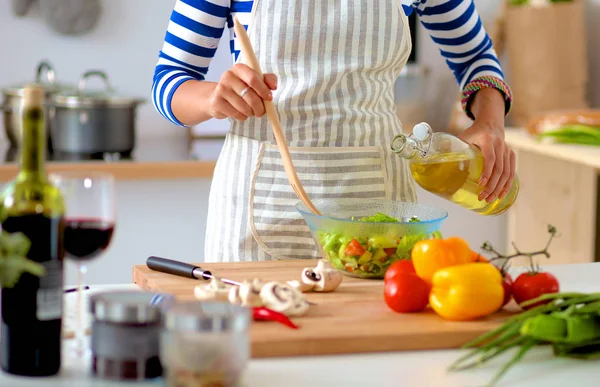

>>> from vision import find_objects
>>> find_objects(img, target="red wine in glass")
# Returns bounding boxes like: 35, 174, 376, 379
50, 171, 116, 360
64, 218, 115, 260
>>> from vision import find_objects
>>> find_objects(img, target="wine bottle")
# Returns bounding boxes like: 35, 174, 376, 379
0, 84, 66, 376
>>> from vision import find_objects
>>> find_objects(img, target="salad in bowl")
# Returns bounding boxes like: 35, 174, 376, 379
296, 199, 448, 279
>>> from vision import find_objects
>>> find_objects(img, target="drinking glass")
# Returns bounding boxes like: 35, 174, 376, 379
50, 171, 116, 357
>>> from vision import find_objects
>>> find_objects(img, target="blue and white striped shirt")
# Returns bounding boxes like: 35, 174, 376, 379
152, 0, 505, 126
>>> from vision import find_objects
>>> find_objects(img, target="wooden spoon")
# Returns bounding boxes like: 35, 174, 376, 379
233, 17, 321, 216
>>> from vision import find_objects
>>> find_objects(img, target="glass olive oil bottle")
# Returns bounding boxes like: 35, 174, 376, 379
0, 84, 66, 376
392, 122, 519, 216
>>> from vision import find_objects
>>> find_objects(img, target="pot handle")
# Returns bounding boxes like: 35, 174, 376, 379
78, 70, 113, 94
36, 60, 56, 85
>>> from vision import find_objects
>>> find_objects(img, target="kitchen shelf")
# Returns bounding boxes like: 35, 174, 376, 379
0, 136, 224, 181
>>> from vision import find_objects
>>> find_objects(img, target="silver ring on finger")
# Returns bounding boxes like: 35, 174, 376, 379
239, 86, 250, 98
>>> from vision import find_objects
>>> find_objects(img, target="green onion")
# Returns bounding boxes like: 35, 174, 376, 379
449, 292, 600, 386
537, 124, 600, 146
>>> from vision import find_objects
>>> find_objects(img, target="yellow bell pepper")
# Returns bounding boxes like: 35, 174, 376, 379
429, 262, 504, 321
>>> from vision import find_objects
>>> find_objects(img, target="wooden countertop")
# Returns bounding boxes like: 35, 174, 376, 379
0, 137, 224, 181
505, 127, 600, 171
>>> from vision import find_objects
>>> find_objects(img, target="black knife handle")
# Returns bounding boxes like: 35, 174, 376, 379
146, 256, 212, 280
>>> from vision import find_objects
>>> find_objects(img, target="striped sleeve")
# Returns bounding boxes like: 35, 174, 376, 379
151, 0, 232, 127
403, 0, 512, 118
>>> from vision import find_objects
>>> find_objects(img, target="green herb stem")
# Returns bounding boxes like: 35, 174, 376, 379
486, 339, 539, 387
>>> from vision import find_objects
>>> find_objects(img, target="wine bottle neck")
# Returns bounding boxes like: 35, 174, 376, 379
19, 106, 46, 180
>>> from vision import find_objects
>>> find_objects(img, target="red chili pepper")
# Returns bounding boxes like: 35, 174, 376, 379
252, 307, 299, 329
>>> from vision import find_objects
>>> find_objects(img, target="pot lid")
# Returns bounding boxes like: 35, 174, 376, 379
51, 70, 145, 108
3, 60, 75, 97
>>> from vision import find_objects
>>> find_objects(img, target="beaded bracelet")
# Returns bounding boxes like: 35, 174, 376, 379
461, 75, 513, 121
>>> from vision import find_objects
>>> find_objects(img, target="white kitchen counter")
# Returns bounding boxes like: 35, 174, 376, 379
2, 262, 600, 387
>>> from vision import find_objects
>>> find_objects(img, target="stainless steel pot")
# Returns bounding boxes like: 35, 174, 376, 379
1, 60, 73, 148
50, 70, 145, 157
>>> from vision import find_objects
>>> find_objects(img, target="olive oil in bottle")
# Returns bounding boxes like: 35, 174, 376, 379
0, 84, 66, 376
392, 122, 519, 216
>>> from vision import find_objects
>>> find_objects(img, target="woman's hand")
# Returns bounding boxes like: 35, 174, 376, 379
210, 64, 278, 121
458, 88, 515, 203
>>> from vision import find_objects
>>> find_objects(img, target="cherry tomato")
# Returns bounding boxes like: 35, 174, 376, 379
512, 272, 560, 310
384, 247, 397, 256
501, 272, 513, 307
384, 260, 416, 282
384, 272, 430, 313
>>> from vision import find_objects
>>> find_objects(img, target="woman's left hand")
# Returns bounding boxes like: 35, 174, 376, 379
458, 120, 516, 203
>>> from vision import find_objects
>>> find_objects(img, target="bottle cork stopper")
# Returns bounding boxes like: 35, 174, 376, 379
22, 84, 46, 107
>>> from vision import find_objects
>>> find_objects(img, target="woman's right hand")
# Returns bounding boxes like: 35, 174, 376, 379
210, 64, 278, 121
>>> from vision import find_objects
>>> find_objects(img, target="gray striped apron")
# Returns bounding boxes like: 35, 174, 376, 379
204, 0, 417, 262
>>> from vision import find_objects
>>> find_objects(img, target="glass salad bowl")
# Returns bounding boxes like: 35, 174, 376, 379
295, 198, 448, 279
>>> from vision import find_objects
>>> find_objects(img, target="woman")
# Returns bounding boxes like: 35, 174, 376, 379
152, 0, 514, 263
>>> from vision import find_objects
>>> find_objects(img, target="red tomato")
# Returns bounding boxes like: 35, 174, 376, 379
512, 272, 560, 310
345, 239, 365, 256
384, 247, 397, 256
384, 272, 430, 313
384, 260, 416, 283
501, 272, 514, 307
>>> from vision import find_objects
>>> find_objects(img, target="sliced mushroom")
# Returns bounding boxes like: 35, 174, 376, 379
260, 281, 310, 317
228, 278, 264, 307
287, 279, 316, 293
194, 277, 232, 302
288, 260, 343, 293
312, 260, 343, 292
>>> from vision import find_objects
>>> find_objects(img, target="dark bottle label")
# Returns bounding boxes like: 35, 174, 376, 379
36, 260, 64, 321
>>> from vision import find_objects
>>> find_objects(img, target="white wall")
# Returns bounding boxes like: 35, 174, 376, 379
2, 0, 597, 285
0, 0, 233, 139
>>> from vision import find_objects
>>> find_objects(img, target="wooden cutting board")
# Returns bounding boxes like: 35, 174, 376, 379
132, 259, 516, 358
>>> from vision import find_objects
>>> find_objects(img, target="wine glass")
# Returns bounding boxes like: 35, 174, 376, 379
50, 171, 116, 357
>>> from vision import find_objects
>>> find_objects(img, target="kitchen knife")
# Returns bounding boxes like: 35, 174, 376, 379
146, 256, 242, 287
147, 256, 317, 306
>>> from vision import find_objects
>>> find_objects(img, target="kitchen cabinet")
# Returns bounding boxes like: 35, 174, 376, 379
504, 129, 600, 266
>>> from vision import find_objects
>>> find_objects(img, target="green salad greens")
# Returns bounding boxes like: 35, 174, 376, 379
318, 214, 442, 278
